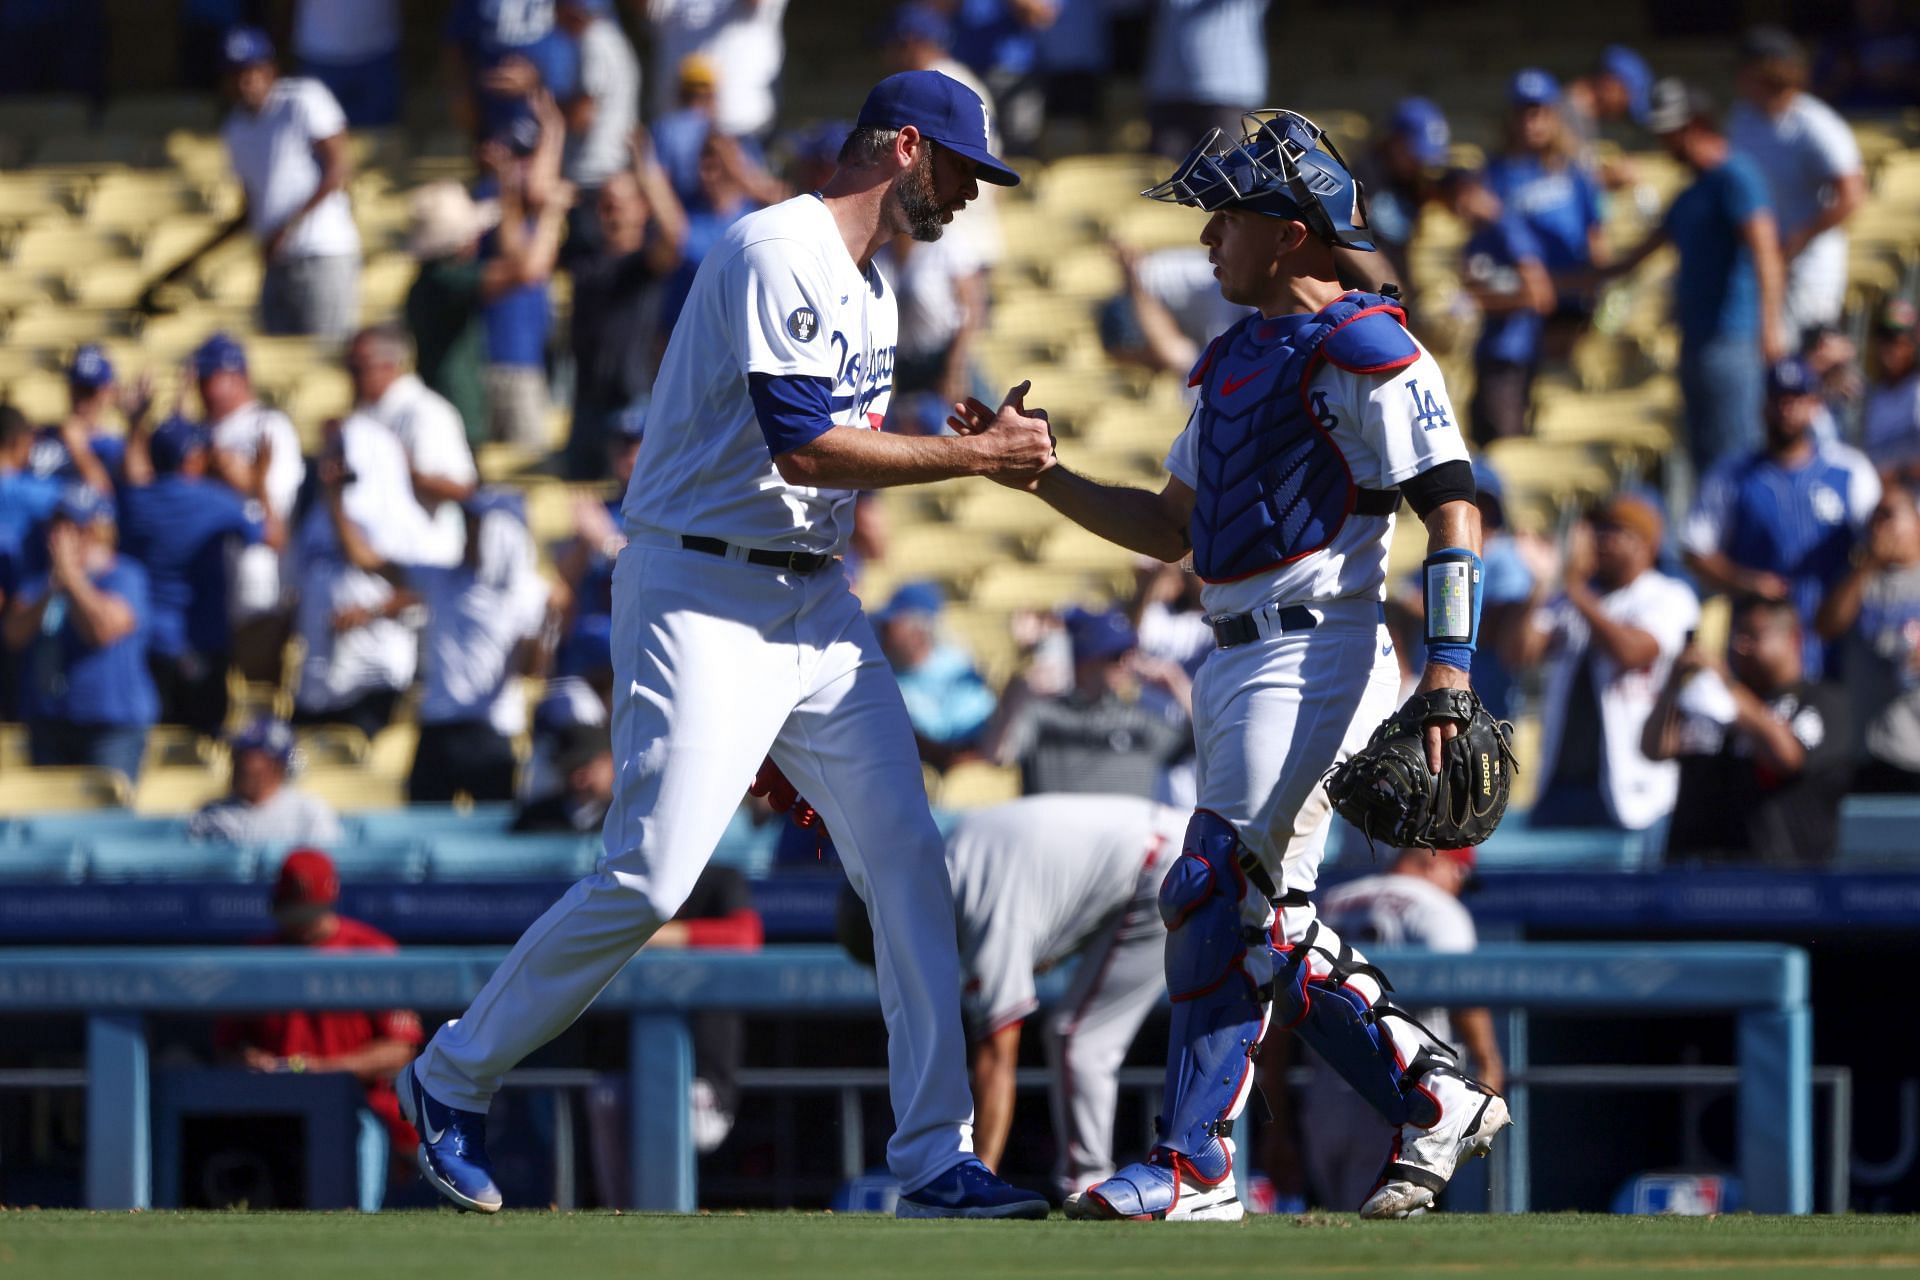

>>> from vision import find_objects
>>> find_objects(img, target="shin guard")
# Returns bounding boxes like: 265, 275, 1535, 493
1153, 810, 1282, 1184
1272, 923, 1451, 1129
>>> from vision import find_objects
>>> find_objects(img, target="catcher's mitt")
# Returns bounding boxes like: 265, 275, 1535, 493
1324, 687, 1517, 852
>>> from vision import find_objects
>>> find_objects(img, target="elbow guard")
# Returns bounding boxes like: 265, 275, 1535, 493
1423, 547, 1483, 673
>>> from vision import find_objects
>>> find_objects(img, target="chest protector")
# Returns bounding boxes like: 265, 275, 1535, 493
1186, 291, 1419, 582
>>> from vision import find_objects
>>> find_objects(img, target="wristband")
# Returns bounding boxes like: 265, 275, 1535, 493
1423, 547, 1483, 671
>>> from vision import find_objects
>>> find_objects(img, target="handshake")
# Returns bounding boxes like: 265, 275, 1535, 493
946, 380, 1056, 490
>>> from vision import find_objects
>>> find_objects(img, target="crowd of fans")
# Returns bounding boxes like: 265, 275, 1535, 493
0, 1, 1915, 873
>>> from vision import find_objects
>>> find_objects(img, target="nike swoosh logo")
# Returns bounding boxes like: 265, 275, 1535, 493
412, 1079, 446, 1144
1220, 370, 1264, 395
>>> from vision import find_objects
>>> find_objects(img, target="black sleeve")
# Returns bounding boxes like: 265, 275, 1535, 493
1398, 459, 1475, 521
1794, 683, 1852, 782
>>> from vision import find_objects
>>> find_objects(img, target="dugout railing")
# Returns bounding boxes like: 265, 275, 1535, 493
0, 943, 1813, 1214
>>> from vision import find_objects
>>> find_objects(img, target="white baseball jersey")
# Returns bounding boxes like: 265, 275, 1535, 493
622, 194, 897, 556
948, 795, 1186, 1034
1164, 338, 1470, 617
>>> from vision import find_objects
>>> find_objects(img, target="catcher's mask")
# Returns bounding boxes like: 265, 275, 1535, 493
1143, 109, 1376, 252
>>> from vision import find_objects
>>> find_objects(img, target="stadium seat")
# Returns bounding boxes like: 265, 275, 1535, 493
132, 765, 229, 816
0, 766, 131, 813
296, 725, 370, 766
355, 804, 518, 844
935, 762, 1023, 809
99, 94, 220, 138
710, 808, 781, 877
261, 840, 428, 884
297, 767, 407, 812
84, 837, 259, 883
424, 835, 599, 881
0, 842, 86, 883
1836, 796, 1920, 867
10, 812, 186, 846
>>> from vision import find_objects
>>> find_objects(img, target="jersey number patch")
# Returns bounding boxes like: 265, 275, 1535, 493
1407, 380, 1452, 432
786, 307, 819, 342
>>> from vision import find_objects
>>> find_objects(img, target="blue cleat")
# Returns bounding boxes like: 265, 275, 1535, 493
1066, 1143, 1244, 1221
397, 1062, 503, 1213
896, 1158, 1050, 1219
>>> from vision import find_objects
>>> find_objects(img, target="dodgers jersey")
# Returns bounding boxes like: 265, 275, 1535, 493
622, 195, 897, 555
948, 795, 1186, 1035
1164, 309, 1469, 617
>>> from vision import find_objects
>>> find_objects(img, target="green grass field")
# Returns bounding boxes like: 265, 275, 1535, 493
3, 1212, 1918, 1280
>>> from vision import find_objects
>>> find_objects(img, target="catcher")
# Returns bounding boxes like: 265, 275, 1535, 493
950, 110, 1514, 1220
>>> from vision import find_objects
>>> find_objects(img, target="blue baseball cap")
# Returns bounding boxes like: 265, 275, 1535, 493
1510, 68, 1561, 108
855, 70, 1019, 187
883, 4, 952, 48
615, 401, 649, 440
1767, 357, 1818, 399
876, 580, 944, 623
192, 332, 248, 379
1601, 45, 1654, 126
68, 344, 115, 392
1387, 97, 1450, 168
149, 415, 210, 473
53, 483, 112, 525
230, 715, 296, 766
1065, 607, 1136, 663
222, 26, 275, 71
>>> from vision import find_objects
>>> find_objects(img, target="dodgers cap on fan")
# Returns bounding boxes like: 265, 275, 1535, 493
222, 26, 275, 71
53, 483, 112, 525
855, 70, 1020, 187
1600, 45, 1654, 126
1509, 68, 1561, 108
1766, 357, 1818, 399
67, 344, 115, 392
876, 580, 944, 623
231, 715, 297, 765
193, 332, 249, 379
1066, 607, 1136, 662
149, 415, 211, 474
1388, 97, 1450, 168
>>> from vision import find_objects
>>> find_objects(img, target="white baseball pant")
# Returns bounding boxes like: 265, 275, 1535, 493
416, 540, 976, 1189
1042, 880, 1168, 1198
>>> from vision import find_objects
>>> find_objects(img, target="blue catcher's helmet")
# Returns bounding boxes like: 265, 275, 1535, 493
1143, 109, 1375, 252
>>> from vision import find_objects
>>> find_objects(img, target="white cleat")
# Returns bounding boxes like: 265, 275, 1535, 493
1360, 1086, 1510, 1220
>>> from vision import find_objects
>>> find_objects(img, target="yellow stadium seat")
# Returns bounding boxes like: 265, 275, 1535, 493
0, 766, 131, 815
0, 174, 74, 226
358, 252, 420, 319
968, 563, 1130, 614
65, 260, 149, 309
3, 367, 76, 422
133, 766, 227, 816
163, 131, 233, 187
33, 132, 158, 169
297, 724, 370, 767
84, 172, 198, 231
99, 94, 220, 138
11, 221, 133, 270
197, 251, 266, 308
935, 761, 1023, 809
285, 368, 355, 434
368, 722, 419, 781
143, 725, 216, 771
0, 95, 91, 139
1035, 521, 1138, 575
298, 766, 406, 812
0, 723, 27, 771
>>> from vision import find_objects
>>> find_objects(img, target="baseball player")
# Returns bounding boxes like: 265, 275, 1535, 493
398, 70, 1055, 1218
1296, 846, 1504, 1211
955, 111, 1511, 1220
837, 794, 1187, 1198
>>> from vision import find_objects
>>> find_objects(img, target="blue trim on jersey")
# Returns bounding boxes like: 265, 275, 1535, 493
748, 373, 837, 457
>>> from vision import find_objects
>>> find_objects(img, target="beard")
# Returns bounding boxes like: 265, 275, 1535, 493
896, 146, 949, 243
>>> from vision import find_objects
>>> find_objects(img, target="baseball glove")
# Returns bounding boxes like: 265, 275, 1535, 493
1323, 687, 1517, 852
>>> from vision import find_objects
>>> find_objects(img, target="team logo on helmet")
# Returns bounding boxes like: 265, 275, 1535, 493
787, 307, 819, 342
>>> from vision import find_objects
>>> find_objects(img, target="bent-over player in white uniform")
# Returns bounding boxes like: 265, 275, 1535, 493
838, 794, 1187, 1198
955, 111, 1511, 1220
398, 71, 1057, 1218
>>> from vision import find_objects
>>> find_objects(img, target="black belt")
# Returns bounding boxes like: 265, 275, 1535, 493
1354, 488, 1400, 516
680, 535, 833, 575
1210, 604, 1319, 648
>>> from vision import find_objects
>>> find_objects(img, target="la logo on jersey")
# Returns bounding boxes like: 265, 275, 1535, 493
787, 307, 819, 342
